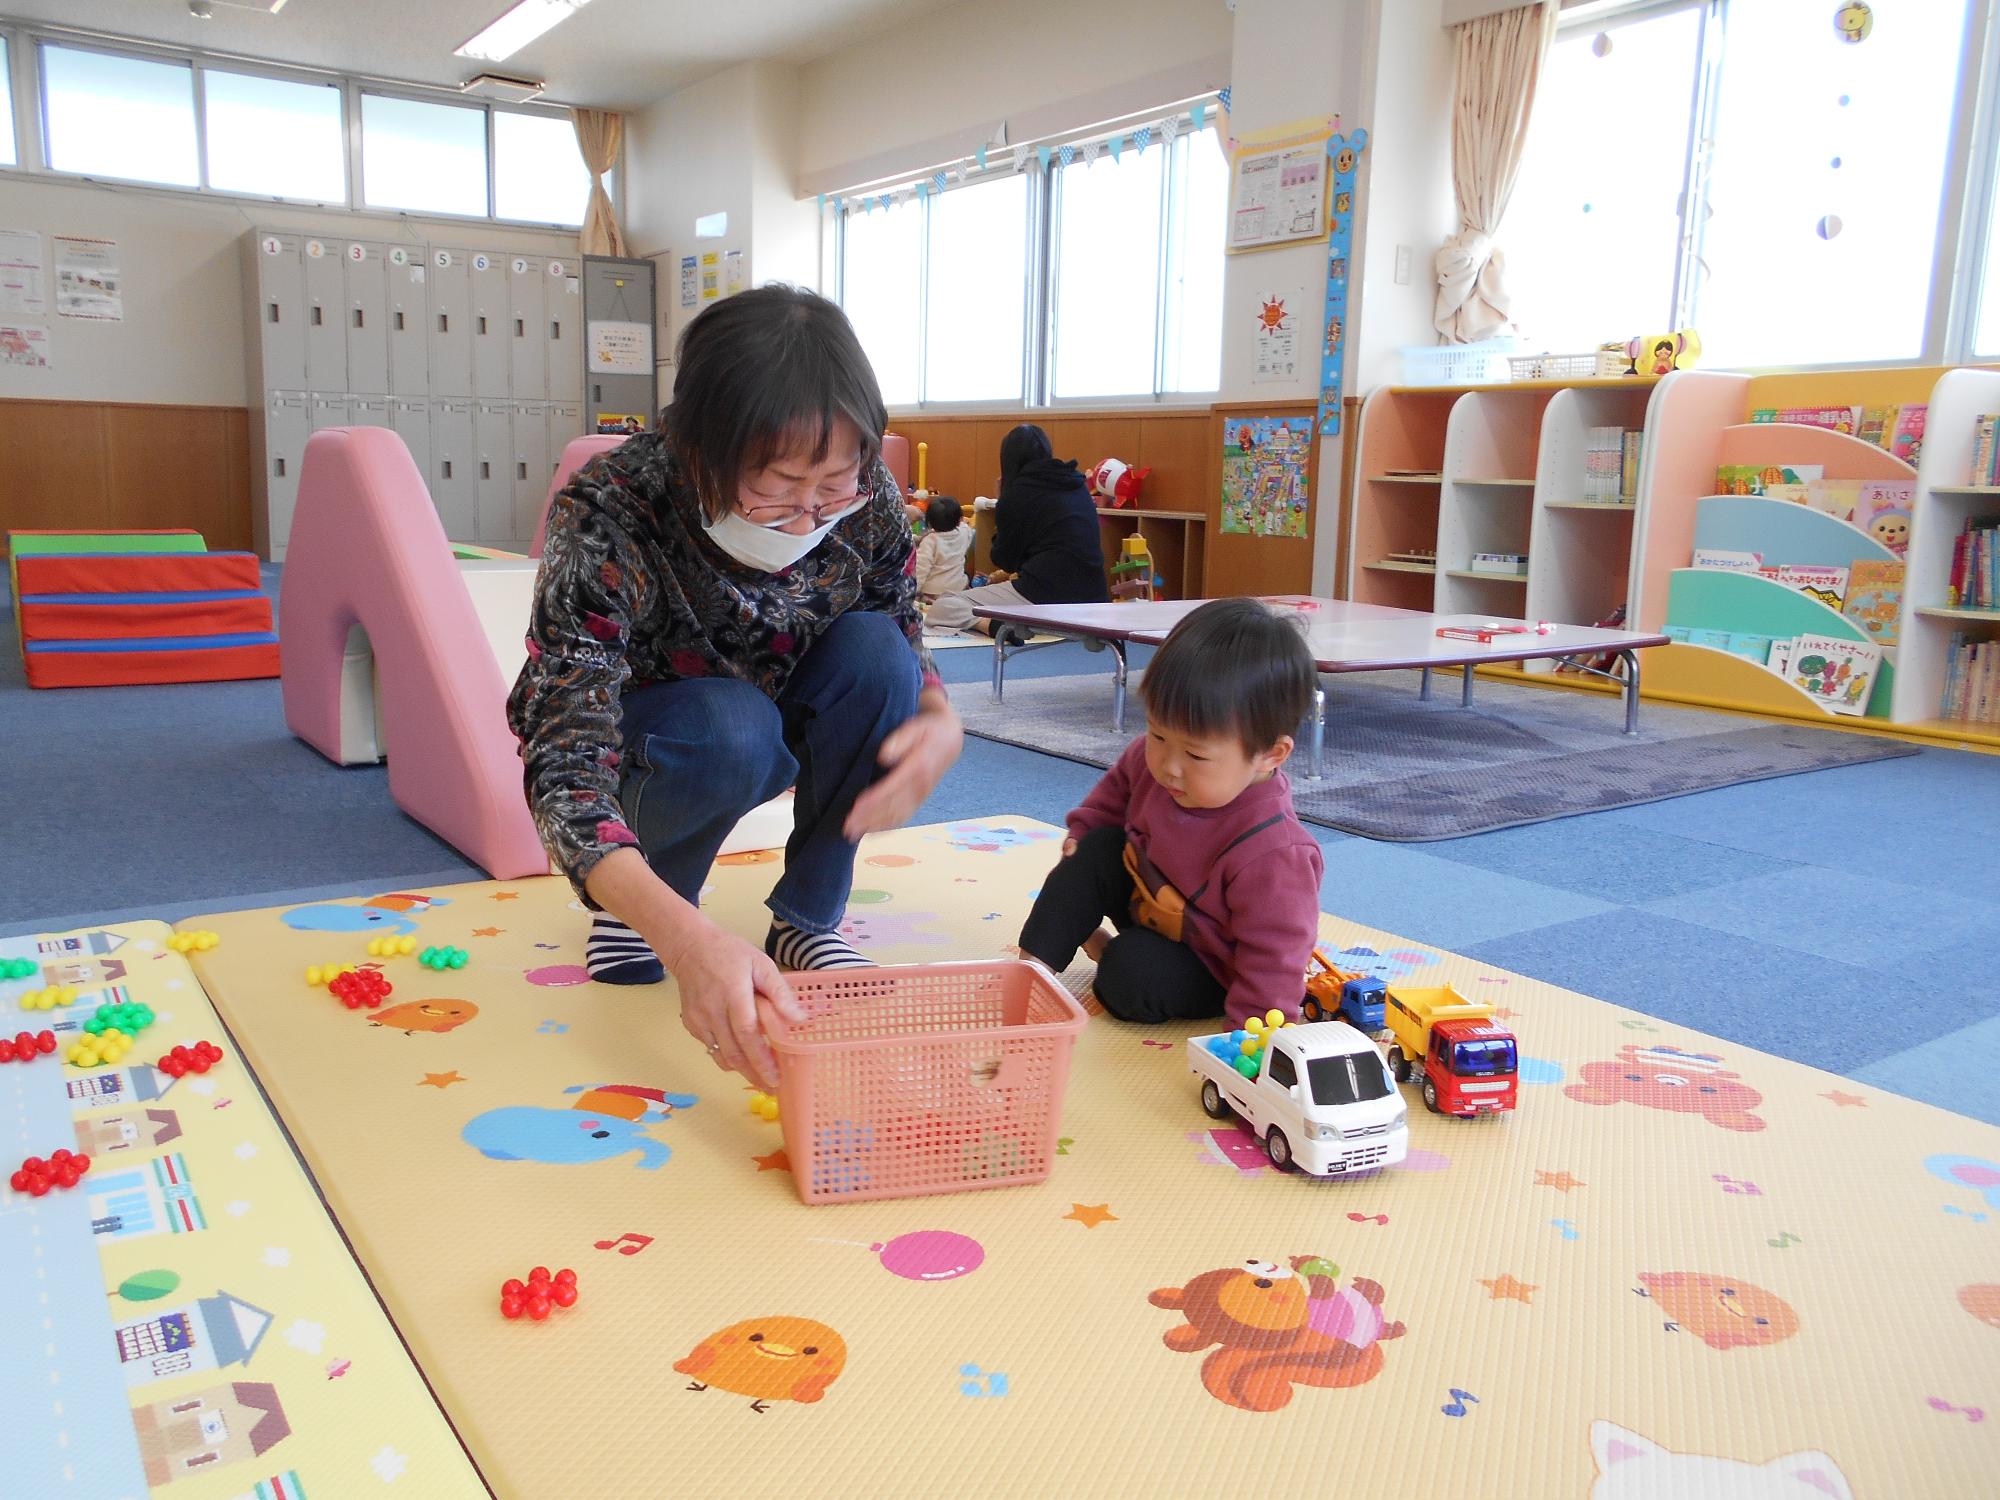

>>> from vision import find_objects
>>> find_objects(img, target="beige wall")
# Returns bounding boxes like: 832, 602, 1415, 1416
0, 174, 578, 408
796, 0, 1231, 194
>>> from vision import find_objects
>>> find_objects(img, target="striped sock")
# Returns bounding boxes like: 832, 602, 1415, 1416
586, 913, 664, 985
765, 919, 872, 972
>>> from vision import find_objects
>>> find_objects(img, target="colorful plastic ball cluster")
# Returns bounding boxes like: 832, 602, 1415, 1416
19, 985, 77, 1011
0, 1030, 57, 1063
158, 1041, 224, 1077
328, 969, 392, 1009
68, 1027, 133, 1068
86, 1000, 155, 1037
500, 1265, 578, 1321
419, 945, 469, 971
166, 930, 219, 953
304, 962, 358, 987
747, 1090, 781, 1122
367, 936, 418, 958
11, 1149, 90, 1196
0, 957, 41, 979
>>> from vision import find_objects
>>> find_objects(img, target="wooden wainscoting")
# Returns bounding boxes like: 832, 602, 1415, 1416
0, 399, 252, 555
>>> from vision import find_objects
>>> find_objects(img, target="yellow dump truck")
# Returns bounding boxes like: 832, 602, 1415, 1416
1381, 985, 1519, 1117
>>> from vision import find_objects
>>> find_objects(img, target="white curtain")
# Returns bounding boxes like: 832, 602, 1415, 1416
1433, 1, 1559, 342
573, 108, 628, 258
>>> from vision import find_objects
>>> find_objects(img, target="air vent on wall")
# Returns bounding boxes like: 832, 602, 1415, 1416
460, 72, 546, 103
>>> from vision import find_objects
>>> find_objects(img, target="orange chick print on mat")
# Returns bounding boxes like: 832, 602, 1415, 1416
369, 999, 478, 1035
675, 1317, 847, 1409
1958, 1284, 2000, 1330
1635, 1273, 1798, 1350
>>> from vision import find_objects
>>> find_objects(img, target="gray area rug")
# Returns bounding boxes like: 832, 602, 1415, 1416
950, 669, 1919, 840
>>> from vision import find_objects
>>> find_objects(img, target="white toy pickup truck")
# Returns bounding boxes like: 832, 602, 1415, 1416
1188, 1022, 1410, 1175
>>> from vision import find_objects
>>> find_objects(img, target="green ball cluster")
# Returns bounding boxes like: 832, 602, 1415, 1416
0, 957, 36, 979
86, 1000, 155, 1036
419, 945, 469, 971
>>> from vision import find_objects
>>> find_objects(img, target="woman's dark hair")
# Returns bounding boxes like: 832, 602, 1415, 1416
925, 496, 963, 532
1141, 598, 1315, 754
664, 284, 888, 523
999, 424, 1054, 488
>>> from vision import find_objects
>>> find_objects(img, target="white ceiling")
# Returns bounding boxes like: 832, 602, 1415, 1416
6, 0, 960, 109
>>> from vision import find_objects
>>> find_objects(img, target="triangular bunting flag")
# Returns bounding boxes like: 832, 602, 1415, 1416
1192, 103, 1207, 132
1161, 114, 1181, 143
1133, 125, 1151, 154
816, 193, 825, 213
1014, 143, 1033, 172
1107, 135, 1122, 162
1080, 139, 1100, 165
1058, 143, 1076, 167
916, 181, 929, 199
879, 194, 891, 213
932, 170, 947, 192
1217, 86, 1232, 112
1037, 145, 1052, 172
976, 144, 988, 171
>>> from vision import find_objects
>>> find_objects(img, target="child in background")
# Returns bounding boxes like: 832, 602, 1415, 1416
1017, 598, 1323, 1026
913, 497, 971, 602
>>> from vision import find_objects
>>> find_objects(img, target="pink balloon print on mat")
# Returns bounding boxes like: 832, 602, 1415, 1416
813, 1230, 985, 1281
525, 964, 592, 987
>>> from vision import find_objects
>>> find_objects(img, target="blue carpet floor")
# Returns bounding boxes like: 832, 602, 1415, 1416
4, 572, 1996, 1123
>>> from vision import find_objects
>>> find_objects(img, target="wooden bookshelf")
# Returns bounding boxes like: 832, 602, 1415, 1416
1364, 559, 1437, 575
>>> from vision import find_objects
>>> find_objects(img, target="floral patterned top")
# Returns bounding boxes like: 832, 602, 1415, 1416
506, 431, 935, 897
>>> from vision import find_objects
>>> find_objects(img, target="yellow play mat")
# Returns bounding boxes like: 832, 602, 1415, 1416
7, 817, 1997, 1497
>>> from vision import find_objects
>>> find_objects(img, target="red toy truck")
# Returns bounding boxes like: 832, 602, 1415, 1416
1380, 985, 1518, 1117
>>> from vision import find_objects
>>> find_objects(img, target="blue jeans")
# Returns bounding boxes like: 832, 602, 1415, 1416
616, 611, 922, 934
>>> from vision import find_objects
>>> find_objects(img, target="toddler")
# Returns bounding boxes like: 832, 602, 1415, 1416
913, 497, 971, 601
1018, 598, 1323, 1026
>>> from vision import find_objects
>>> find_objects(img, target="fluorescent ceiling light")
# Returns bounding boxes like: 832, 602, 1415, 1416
455, 0, 592, 63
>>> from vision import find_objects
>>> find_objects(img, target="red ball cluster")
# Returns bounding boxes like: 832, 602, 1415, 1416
499, 1265, 578, 1321
157, 1041, 224, 1077
0, 1030, 57, 1063
11, 1149, 91, 1196
329, 968, 392, 1010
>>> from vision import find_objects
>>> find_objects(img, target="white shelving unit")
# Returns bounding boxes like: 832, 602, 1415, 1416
1435, 390, 1543, 615
1890, 367, 2000, 729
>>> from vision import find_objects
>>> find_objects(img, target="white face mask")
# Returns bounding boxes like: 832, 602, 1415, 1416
701, 508, 843, 573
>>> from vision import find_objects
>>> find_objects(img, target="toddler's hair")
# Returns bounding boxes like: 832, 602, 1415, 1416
925, 496, 963, 532
1140, 598, 1314, 754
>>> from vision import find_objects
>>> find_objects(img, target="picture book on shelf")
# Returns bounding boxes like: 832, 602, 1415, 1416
1749, 407, 1859, 435
1715, 463, 1822, 496
1841, 559, 1904, 649
1857, 403, 1927, 458
1942, 633, 2000, 724
1761, 564, 1848, 611
1692, 548, 1764, 572
1853, 481, 1915, 555
1949, 519, 2000, 610
1783, 633, 1881, 717
1972, 415, 2000, 487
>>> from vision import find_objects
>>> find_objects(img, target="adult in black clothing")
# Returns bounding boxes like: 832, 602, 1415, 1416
925, 424, 1109, 634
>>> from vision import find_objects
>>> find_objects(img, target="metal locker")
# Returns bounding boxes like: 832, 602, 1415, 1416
469, 251, 510, 398
429, 397, 476, 540
347, 393, 393, 429
474, 399, 515, 543
343, 241, 389, 396
512, 401, 551, 542
546, 260, 582, 402
302, 237, 347, 392
262, 389, 310, 560
308, 391, 349, 432
386, 248, 429, 395
427, 248, 472, 397
250, 231, 307, 392
581, 256, 656, 432
508, 256, 548, 400
545, 401, 584, 475
392, 396, 431, 481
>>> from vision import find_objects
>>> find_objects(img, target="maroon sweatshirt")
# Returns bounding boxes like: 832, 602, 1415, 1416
1067, 738, 1324, 1026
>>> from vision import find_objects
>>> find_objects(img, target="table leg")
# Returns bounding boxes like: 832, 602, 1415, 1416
1420, 666, 1433, 701
1621, 649, 1641, 736
1308, 685, 1325, 779
990, 625, 1012, 702
1461, 663, 1475, 707
1111, 642, 1130, 735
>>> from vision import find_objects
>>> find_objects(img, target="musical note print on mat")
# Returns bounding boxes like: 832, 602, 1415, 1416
1441, 1389, 1479, 1417
1712, 1174, 1761, 1196
593, 1233, 653, 1256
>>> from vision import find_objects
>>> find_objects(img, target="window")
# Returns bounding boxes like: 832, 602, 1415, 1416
1267, 1050, 1297, 1088
925, 172, 1028, 402
1696, 0, 1973, 366
842, 197, 923, 406
1512, 0, 1995, 367
1977, 172, 2000, 357
361, 93, 489, 218
0, 38, 14, 167
836, 113, 1228, 408
1507, 5, 1704, 354
494, 109, 591, 226
203, 69, 345, 202
42, 43, 198, 187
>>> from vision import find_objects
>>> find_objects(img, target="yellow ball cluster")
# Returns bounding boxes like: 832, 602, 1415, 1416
367, 936, 418, 958
747, 1091, 781, 1122
166, 930, 220, 953
1238, 1009, 1291, 1056
68, 1026, 133, 1068
20, 985, 78, 1011
304, 962, 359, 987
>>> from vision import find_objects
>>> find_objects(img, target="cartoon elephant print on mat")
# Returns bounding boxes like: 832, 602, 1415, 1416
462, 1083, 698, 1168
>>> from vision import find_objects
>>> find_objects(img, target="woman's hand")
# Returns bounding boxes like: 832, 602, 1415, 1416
845, 691, 964, 839
656, 914, 806, 1090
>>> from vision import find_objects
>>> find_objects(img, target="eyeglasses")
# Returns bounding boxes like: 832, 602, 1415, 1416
739, 493, 869, 530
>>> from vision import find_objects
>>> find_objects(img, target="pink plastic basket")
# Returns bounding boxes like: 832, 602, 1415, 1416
765, 960, 1088, 1204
